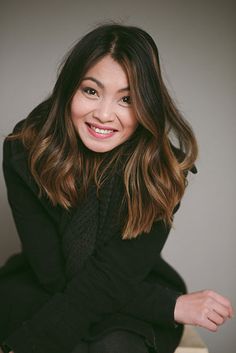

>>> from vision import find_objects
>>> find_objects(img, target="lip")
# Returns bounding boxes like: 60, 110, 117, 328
86, 122, 118, 131
86, 123, 117, 139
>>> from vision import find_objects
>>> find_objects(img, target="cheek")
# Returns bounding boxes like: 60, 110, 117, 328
124, 114, 139, 135
70, 95, 90, 122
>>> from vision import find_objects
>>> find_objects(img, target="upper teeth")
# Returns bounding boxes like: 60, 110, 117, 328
91, 125, 114, 134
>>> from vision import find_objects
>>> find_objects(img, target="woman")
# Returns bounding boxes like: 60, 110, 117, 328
0, 23, 233, 353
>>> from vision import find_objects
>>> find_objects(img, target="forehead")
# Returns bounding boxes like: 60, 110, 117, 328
83, 55, 129, 87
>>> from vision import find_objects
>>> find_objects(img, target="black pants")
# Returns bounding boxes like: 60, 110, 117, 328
1, 331, 150, 353
72, 326, 184, 353
71, 330, 151, 353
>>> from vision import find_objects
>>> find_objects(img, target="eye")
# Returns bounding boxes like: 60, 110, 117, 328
121, 96, 132, 105
82, 87, 98, 96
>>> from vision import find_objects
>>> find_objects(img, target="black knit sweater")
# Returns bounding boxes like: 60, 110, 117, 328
0, 122, 197, 353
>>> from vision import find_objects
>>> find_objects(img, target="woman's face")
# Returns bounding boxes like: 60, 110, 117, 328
70, 55, 138, 153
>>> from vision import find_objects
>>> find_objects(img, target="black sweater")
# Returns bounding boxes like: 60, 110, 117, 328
1, 125, 196, 353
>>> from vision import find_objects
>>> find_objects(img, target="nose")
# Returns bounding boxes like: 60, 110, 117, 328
93, 98, 115, 123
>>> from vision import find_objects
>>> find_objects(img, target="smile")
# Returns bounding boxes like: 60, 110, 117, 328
90, 125, 114, 134
86, 123, 117, 139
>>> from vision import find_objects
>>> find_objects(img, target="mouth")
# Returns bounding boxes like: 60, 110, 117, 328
86, 123, 118, 135
85, 123, 118, 139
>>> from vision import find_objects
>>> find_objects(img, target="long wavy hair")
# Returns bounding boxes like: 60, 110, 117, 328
9, 23, 198, 239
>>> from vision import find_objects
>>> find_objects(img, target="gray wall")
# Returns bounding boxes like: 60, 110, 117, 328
1, 1, 235, 352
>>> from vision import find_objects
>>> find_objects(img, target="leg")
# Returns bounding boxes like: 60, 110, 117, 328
153, 323, 184, 353
88, 330, 150, 353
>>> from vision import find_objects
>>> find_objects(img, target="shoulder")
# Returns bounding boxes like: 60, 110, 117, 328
3, 119, 27, 163
3, 119, 31, 188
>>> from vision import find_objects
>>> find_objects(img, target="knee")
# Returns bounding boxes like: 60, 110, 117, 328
88, 330, 149, 353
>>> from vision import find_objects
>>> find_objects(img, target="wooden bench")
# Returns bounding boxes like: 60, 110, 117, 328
0, 326, 209, 353
175, 325, 209, 353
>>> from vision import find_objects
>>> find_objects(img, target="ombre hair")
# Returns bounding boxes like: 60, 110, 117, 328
9, 23, 198, 239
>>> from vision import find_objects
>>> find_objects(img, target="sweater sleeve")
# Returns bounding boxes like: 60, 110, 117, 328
3, 138, 66, 293
4, 219, 174, 353
119, 277, 183, 326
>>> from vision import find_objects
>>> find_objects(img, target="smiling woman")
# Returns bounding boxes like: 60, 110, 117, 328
0, 23, 233, 353
70, 56, 138, 153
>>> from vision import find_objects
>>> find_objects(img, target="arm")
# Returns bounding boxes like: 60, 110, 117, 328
3, 218, 174, 353
117, 203, 184, 327
3, 138, 66, 293
119, 278, 182, 326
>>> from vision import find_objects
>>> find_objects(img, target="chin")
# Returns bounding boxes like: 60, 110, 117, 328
91, 146, 116, 153
83, 141, 117, 153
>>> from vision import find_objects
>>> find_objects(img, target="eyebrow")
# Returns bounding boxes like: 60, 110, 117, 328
82, 76, 130, 93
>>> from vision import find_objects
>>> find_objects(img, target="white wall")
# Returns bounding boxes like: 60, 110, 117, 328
1, 1, 235, 352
